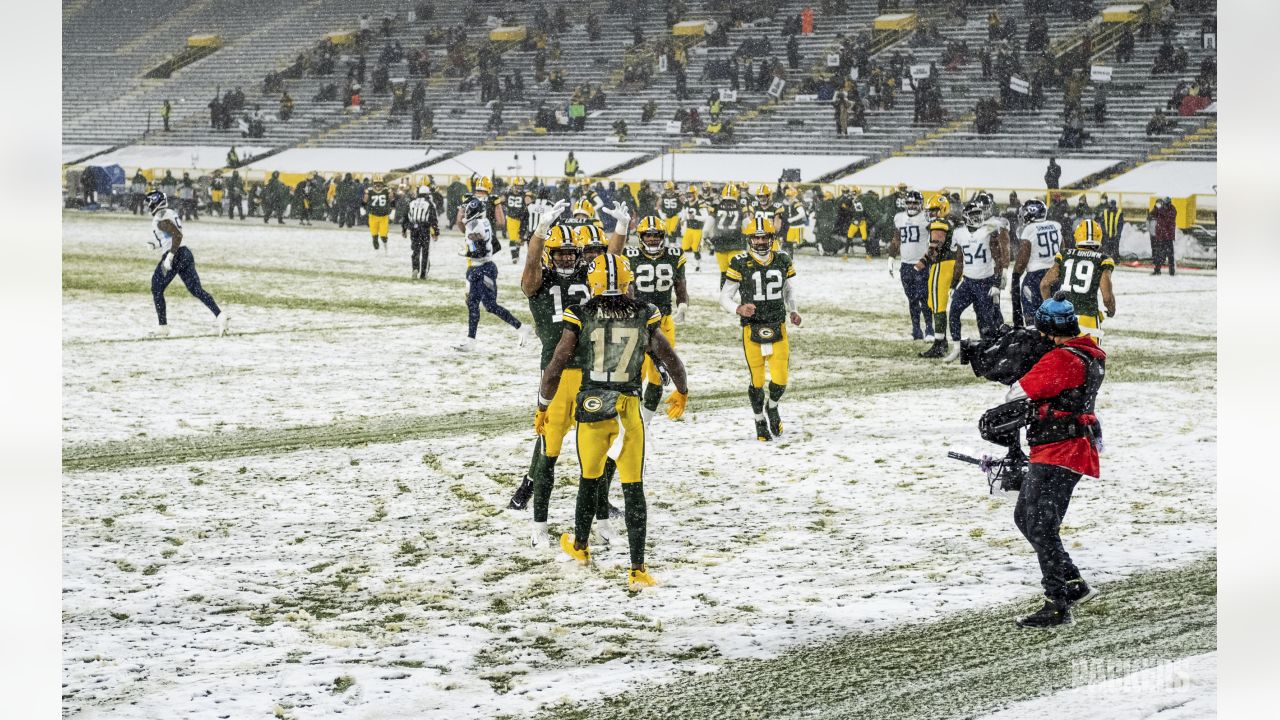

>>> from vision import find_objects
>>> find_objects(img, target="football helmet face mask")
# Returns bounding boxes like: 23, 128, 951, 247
573, 224, 607, 267
636, 215, 666, 255
904, 190, 924, 216
463, 197, 486, 222
473, 176, 493, 195
544, 225, 580, 276
586, 253, 633, 296
963, 201, 984, 229
1021, 199, 1048, 224
744, 214, 776, 257
145, 190, 168, 214
975, 192, 994, 219
926, 194, 950, 221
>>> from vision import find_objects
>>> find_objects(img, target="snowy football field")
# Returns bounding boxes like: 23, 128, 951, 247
61, 212, 1217, 719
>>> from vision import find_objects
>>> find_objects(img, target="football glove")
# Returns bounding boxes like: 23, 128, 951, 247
601, 202, 631, 234
359, 206, 367, 217
665, 391, 688, 421
161, 252, 173, 272
533, 199, 568, 237
987, 285, 1002, 301
672, 302, 688, 324
534, 408, 548, 435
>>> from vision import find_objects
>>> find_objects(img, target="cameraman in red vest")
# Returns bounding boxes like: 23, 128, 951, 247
1004, 292, 1107, 627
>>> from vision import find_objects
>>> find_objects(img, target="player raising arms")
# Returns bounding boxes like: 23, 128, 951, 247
1013, 199, 1063, 326
888, 190, 934, 341
455, 198, 531, 352
721, 214, 801, 441
538, 253, 689, 591
145, 190, 229, 337
918, 193, 959, 358
624, 216, 689, 422
1040, 217, 1116, 339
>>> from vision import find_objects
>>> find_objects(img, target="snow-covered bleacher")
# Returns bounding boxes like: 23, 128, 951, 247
614, 152, 864, 184
832, 156, 1120, 193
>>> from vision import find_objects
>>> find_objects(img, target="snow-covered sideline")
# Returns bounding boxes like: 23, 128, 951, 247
832, 156, 1121, 192
613, 152, 865, 184
978, 653, 1216, 720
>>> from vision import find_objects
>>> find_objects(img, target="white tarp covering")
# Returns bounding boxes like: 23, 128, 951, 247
613, 153, 864, 184
245, 148, 445, 175
62, 145, 111, 164
421, 150, 643, 180
79, 145, 270, 170
832, 156, 1121, 191
1094, 161, 1217, 198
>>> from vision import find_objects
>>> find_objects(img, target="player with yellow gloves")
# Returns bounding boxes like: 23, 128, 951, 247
536, 252, 689, 592
624, 216, 689, 422
720, 214, 801, 441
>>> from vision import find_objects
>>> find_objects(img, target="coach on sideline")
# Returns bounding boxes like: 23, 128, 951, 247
1003, 293, 1107, 628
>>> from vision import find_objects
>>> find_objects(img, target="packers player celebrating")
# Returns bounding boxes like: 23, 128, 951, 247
624, 216, 690, 422
363, 175, 393, 251
537, 253, 689, 591
917, 193, 958, 358
720, 214, 801, 441
711, 185, 746, 287
679, 184, 710, 272
1040, 218, 1116, 338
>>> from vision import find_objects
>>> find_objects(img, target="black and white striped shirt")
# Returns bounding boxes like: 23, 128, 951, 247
405, 196, 439, 234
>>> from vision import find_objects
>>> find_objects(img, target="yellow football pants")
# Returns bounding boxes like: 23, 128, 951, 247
1077, 313, 1105, 341
681, 227, 703, 254
786, 226, 804, 244
543, 368, 582, 457
368, 214, 389, 237
577, 395, 645, 483
506, 217, 524, 242
928, 258, 956, 313
641, 315, 676, 385
717, 250, 739, 275
742, 325, 790, 388
663, 215, 681, 237
210, 189, 224, 203
847, 220, 867, 240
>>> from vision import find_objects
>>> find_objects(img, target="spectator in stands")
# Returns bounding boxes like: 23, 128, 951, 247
487, 101, 504, 132
613, 118, 628, 141
1152, 40, 1177, 75
975, 97, 1002, 134
987, 9, 1001, 41
1026, 16, 1049, 54
1200, 17, 1217, 50
1058, 104, 1086, 149
1168, 81, 1189, 111
1044, 158, 1061, 190
161, 99, 171, 132
787, 34, 800, 70
1093, 82, 1107, 124
1148, 198, 1177, 275
833, 91, 851, 135
641, 99, 657, 124
1145, 107, 1175, 136
1115, 26, 1135, 64
675, 62, 689, 100
587, 12, 601, 41
209, 93, 222, 129
549, 68, 565, 92
564, 152, 580, 178
279, 90, 294, 122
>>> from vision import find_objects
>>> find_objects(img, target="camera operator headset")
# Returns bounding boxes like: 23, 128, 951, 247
1000, 292, 1106, 628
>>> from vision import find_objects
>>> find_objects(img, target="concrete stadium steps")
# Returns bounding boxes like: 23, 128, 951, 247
1146, 119, 1216, 162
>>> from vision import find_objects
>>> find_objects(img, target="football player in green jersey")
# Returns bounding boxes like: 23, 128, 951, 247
624, 215, 689, 421
1040, 218, 1116, 340
711, 185, 747, 287
363, 175, 393, 251
537, 253, 689, 591
720, 214, 801, 441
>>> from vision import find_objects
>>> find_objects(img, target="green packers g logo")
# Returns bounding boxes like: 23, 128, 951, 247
758, 327, 776, 340
582, 395, 604, 413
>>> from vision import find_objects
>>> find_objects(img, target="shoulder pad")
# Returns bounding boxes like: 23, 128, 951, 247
667, 247, 683, 257
623, 246, 640, 256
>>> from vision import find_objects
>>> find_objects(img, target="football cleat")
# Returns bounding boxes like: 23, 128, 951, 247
508, 475, 533, 510
755, 419, 772, 441
628, 566, 657, 592
1016, 600, 1073, 628
766, 406, 783, 437
517, 323, 532, 347
595, 518, 618, 545
919, 339, 948, 358
1064, 579, 1097, 607
215, 312, 230, 337
943, 344, 962, 363
453, 337, 476, 352
607, 502, 623, 520
150, 324, 170, 338
530, 521, 549, 549
559, 533, 590, 564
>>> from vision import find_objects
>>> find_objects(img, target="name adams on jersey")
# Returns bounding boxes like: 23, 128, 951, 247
726, 250, 797, 326
563, 301, 663, 396
624, 246, 687, 316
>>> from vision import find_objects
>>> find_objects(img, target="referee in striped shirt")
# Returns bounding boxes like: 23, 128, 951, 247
403, 184, 440, 280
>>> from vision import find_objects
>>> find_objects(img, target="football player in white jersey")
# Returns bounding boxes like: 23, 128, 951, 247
887, 190, 934, 341
145, 191, 229, 337
455, 197, 531, 352
944, 201, 1006, 361
1012, 199, 1063, 326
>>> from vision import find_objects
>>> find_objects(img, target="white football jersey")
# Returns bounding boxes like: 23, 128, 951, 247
1019, 220, 1063, 272
955, 224, 997, 280
149, 208, 181, 255
465, 217, 495, 266
894, 211, 932, 264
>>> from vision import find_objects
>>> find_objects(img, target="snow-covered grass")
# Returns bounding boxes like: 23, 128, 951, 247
61, 212, 1216, 719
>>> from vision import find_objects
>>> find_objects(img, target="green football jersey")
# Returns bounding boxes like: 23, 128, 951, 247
528, 267, 592, 369
659, 192, 682, 218
1054, 247, 1115, 317
726, 250, 796, 326
366, 187, 392, 217
713, 205, 746, 253
564, 300, 662, 395
624, 245, 686, 316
